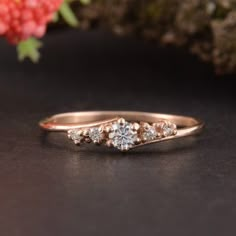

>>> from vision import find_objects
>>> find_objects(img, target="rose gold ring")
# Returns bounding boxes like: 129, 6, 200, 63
39, 111, 204, 152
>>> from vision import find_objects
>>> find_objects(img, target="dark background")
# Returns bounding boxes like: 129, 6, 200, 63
0, 29, 235, 236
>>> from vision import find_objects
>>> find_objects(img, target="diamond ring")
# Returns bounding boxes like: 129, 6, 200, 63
39, 111, 204, 152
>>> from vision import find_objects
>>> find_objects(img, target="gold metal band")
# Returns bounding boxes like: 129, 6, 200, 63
39, 111, 204, 151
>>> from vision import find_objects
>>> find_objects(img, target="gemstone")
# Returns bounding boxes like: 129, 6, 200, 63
68, 129, 83, 143
142, 126, 157, 141
109, 121, 137, 151
89, 127, 104, 143
162, 124, 175, 137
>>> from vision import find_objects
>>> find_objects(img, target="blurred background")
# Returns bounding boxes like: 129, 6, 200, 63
0, 1, 236, 236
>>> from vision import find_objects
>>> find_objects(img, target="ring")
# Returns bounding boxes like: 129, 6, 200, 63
39, 111, 204, 152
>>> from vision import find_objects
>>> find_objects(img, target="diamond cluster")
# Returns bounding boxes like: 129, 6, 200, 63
68, 118, 177, 151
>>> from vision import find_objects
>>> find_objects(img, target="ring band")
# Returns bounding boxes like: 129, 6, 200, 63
39, 111, 204, 151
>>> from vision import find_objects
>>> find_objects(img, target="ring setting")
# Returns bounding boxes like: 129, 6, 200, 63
40, 111, 203, 152
68, 117, 177, 151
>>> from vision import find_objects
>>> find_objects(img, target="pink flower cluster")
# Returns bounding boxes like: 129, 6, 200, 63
0, 0, 63, 44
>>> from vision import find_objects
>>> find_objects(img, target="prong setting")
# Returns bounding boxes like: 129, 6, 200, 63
118, 118, 126, 125
106, 140, 113, 148
67, 117, 177, 151
105, 125, 112, 133
141, 124, 158, 141
88, 127, 104, 144
132, 122, 140, 131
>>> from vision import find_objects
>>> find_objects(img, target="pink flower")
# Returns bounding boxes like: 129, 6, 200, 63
0, 0, 63, 44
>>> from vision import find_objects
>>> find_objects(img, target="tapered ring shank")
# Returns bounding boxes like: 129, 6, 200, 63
39, 111, 204, 137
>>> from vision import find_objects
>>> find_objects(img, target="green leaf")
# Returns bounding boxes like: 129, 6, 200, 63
59, 2, 79, 27
17, 38, 42, 63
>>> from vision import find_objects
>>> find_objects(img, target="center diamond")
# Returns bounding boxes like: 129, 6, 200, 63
109, 120, 137, 151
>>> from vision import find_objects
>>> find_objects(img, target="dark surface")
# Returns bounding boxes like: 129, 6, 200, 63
0, 30, 236, 236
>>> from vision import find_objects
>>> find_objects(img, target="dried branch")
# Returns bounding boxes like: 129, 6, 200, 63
75, 0, 236, 74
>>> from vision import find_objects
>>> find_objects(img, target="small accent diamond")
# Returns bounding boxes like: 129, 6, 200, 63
142, 126, 157, 141
68, 129, 83, 143
162, 123, 176, 137
89, 127, 104, 143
